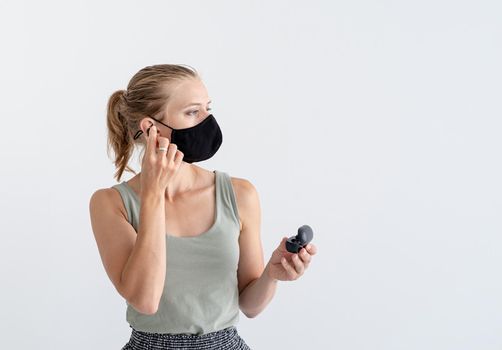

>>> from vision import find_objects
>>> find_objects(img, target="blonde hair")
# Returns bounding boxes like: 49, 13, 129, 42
106, 64, 199, 182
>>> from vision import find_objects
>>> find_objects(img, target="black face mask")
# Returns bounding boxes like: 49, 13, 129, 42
133, 114, 223, 163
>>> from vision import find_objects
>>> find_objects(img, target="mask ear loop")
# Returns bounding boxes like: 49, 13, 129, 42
150, 116, 176, 131
133, 115, 178, 140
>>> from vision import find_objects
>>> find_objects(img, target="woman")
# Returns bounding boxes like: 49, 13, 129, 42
89, 64, 318, 349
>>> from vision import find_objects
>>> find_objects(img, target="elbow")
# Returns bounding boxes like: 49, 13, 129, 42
141, 303, 159, 315
243, 309, 259, 319
130, 295, 160, 315
239, 295, 259, 318
119, 280, 160, 315
115, 271, 162, 315
125, 289, 160, 315
240, 304, 259, 319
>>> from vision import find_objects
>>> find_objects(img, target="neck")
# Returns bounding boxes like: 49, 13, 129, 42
164, 162, 198, 203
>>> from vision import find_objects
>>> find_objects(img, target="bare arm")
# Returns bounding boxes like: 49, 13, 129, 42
232, 178, 278, 318
120, 192, 166, 314
233, 177, 317, 318
89, 189, 167, 315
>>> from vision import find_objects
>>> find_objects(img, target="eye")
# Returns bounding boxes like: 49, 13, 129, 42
187, 109, 198, 116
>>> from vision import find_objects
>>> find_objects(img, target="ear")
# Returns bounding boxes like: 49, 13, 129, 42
138, 117, 155, 139
139, 117, 154, 132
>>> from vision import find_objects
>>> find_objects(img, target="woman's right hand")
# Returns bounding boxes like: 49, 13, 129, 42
140, 125, 184, 197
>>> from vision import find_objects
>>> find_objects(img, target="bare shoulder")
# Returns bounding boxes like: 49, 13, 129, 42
89, 187, 127, 221
229, 176, 259, 203
89, 186, 115, 204
229, 176, 260, 231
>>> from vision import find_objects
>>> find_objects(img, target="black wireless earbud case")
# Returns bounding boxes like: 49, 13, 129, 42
286, 225, 314, 253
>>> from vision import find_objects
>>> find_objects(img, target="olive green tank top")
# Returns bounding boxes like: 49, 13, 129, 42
111, 170, 241, 335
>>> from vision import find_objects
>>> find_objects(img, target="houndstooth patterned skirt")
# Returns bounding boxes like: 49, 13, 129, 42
121, 325, 252, 350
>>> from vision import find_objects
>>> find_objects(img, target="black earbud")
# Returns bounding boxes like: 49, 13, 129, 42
286, 225, 314, 253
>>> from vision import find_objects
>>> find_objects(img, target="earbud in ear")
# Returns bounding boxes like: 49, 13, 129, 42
286, 225, 314, 253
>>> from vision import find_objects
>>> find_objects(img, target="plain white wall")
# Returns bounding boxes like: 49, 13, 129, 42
1, 0, 500, 349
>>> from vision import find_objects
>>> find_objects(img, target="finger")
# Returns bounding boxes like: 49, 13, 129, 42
291, 253, 305, 275
299, 248, 312, 264
281, 257, 298, 280
157, 137, 169, 154
306, 243, 317, 255
166, 142, 178, 161
278, 236, 288, 252
146, 125, 157, 155
174, 150, 184, 165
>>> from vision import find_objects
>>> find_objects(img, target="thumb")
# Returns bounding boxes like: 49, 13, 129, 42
278, 236, 288, 250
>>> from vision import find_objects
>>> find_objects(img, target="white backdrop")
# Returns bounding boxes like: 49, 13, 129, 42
1, 0, 501, 349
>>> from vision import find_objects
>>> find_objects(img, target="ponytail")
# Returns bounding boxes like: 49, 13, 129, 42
106, 90, 137, 182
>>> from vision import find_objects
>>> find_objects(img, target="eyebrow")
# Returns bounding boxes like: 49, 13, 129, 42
184, 100, 212, 108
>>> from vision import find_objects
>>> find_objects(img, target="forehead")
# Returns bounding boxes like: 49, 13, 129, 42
167, 78, 209, 108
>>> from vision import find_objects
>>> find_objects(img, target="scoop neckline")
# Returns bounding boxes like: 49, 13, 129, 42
121, 170, 220, 239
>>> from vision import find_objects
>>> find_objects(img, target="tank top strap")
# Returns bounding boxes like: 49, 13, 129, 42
215, 170, 241, 229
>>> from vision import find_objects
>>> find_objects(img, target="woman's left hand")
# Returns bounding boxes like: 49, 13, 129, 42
266, 236, 317, 281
